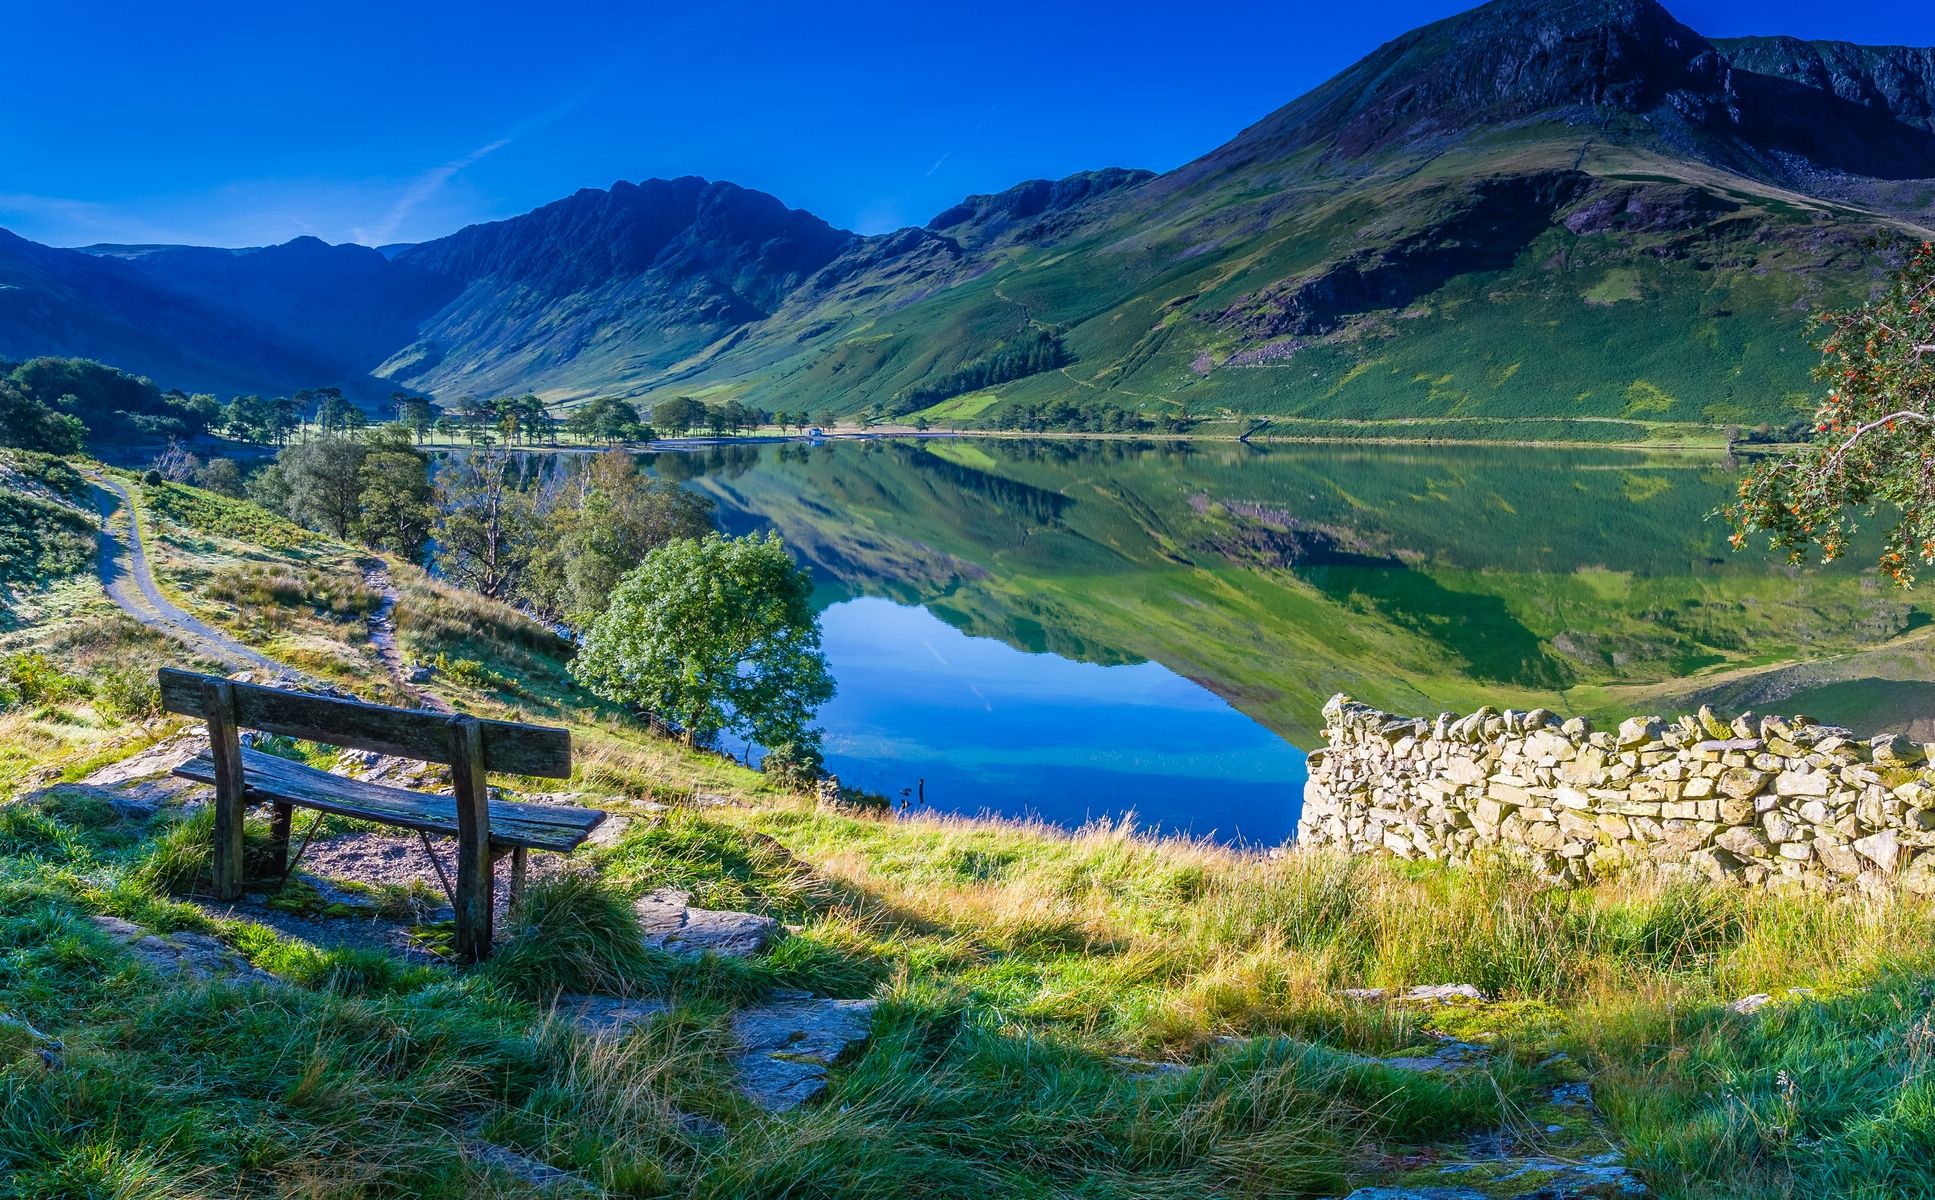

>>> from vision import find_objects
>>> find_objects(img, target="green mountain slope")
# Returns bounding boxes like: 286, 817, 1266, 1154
6, 0, 1932, 429
657, 0, 1935, 430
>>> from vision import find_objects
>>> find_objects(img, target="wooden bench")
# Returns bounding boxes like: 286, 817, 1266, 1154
158, 667, 605, 962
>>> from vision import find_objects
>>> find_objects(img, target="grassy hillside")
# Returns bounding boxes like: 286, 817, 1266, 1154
655, 139, 1904, 438
0, 451, 97, 615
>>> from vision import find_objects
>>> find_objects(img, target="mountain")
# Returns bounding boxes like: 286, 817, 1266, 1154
5, 0, 1932, 430
84, 237, 459, 375
376, 177, 858, 399
0, 230, 364, 399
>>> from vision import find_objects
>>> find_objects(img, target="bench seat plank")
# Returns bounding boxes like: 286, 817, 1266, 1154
174, 747, 605, 853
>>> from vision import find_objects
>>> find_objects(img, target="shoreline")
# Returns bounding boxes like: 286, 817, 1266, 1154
93, 422, 1797, 469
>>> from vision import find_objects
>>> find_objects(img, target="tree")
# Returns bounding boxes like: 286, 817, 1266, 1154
398, 397, 437, 444
305, 387, 352, 435
246, 463, 291, 512
1726, 244, 1935, 584
0, 380, 85, 453
573, 532, 834, 751
269, 396, 303, 444
279, 435, 368, 537
524, 449, 713, 625
150, 439, 201, 483
194, 458, 247, 498
356, 424, 436, 559
222, 395, 272, 442
652, 396, 700, 438
435, 450, 536, 599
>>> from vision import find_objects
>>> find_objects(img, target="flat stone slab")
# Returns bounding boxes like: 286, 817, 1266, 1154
1481, 1154, 1649, 1197
635, 888, 781, 958
1338, 983, 1490, 1005
79, 732, 207, 787
1374, 1040, 1491, 1073
462, 1139, 596, 1195
1402, 983, 1488, 1003
1113, 1055, 1189, 1081
550, 994, 670, 1038
90, 915, 278, 985
731, 997, 876, 1112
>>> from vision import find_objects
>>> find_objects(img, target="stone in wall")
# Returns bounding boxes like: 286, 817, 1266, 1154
1297, 694, 1935, 892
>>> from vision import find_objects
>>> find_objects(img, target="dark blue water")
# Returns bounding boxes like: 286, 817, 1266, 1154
813, 596, 1307, 844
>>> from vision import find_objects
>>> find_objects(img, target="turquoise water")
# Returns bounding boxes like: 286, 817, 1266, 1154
811, 596, 1307, 844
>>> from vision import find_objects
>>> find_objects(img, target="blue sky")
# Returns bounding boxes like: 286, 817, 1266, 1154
5, 0, 1932, 249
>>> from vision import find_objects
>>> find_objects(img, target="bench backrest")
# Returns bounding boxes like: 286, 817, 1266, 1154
157, 667, 571, 779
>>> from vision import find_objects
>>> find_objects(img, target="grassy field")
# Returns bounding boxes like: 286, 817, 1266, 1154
3, 474, 1933, 1197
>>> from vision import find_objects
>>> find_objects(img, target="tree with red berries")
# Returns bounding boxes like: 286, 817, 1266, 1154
1726, 243, 1935, 584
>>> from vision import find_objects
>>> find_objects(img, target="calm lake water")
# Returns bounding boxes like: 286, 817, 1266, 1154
650, 437, 1935, 843
814, 595, 1306, 842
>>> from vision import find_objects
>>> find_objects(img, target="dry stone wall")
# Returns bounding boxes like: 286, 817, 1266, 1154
1297, 694, 1935, 892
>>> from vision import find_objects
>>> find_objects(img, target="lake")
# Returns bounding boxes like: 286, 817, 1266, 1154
654, 437, 1935, 842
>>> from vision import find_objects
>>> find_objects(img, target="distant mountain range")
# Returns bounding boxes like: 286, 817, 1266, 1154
4, 0, 1932, 430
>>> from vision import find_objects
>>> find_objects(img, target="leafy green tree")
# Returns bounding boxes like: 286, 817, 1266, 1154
525, 450, 713, 625
278, 435, 368, 537
305, 388, 352, 435
398, 397, 437, 444
652, 396, 700, 438
0, 380, 85, 453
356, 425, 435, 559
573, 532, 834, 750
194, 458, 247, 498
1727, 244, 1935, 584
564, 397, 646, 444
246, 462, 291, 512
270, 396, 303, 444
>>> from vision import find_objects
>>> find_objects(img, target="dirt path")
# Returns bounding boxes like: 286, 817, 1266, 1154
86, 473, 293, 677
360, 562, 452, 712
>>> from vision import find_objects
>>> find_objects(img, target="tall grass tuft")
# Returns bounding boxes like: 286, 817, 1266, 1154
488, 872, 659, 999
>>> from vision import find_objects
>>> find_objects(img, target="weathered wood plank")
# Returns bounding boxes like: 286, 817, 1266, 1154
173, 748, 606, 853
448, 716, 493, 964
202, 677, 247, 901
157, 668, 571, 778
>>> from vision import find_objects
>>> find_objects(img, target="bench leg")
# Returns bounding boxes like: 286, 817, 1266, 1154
268, 803, 292, 875
509, 847, 529, 918
201, 679, 247, 902
447, 716, 493, 964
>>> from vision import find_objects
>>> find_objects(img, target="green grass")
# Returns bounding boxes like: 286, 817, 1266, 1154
143, 482, 324, 552
2, 767, 1932, 1197
0, 451, 95, 599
